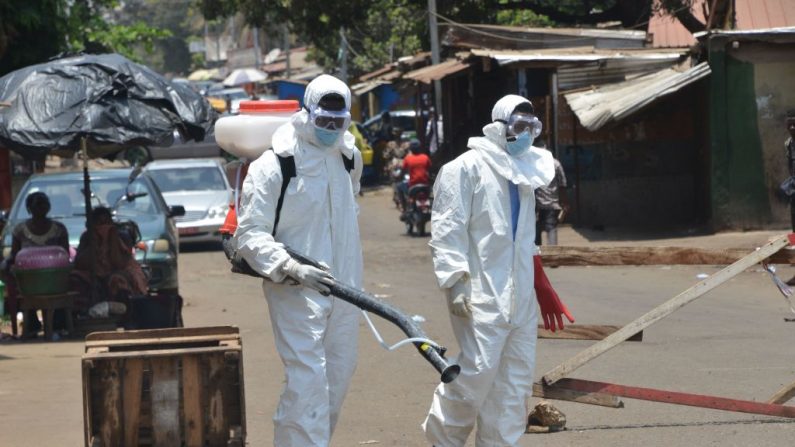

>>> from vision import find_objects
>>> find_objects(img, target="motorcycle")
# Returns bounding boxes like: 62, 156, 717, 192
404, 183, 432, 237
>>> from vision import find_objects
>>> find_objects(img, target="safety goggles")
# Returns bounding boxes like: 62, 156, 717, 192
309, 105, 351, 131
506, 112, 542, 138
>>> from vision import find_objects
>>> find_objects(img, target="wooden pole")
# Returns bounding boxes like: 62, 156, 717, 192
768, 379, 795, 405
537, 324, 642, 342
532, 382, 623, 408
542, 235, 792, 385
552, 378, 795, 419
539, 245, 795, 267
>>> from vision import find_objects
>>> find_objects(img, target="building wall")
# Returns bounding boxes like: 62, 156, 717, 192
437, 62, 708, 228
709, 39, 795, 229
558, 84, 708, 227
750, 50, 795, 226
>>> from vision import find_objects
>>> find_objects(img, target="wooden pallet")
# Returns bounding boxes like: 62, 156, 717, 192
82, 326, 246, 447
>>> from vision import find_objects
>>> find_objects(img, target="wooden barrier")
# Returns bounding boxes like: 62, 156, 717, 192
82, 326, 245, 447
540, 245, 795, 267
532, 234, 795, 420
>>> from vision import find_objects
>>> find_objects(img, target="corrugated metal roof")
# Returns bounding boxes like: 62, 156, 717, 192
471, 47, 686, 65
351, 80, 389, 96
695, 25, 795, 38
443, 23, 647, 51
404, 59, 471, 84
649, 0, 795, 47
360, 64, 396, 82
564, 62, 710, 131
558, 58, 688, 91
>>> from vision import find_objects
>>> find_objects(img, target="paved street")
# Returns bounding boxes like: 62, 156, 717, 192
2, 186, 795, 446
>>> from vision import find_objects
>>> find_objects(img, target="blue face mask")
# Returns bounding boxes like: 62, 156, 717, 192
315, 127, 342, 146
506, 130, 533, 157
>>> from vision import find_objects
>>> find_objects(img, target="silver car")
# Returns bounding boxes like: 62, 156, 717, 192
144, 158, 232, 244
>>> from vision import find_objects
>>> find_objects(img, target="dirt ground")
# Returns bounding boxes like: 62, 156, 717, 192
2, 186, 795, 446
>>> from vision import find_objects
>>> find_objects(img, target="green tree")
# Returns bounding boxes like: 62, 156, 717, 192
196, 0, 660, 77
349, 0, 426, 73
108, 0, 208, 75
0, 0, 170, 75
0, 0, 64, 74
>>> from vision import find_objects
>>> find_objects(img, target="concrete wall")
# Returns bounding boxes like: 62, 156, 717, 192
709, 39, 795, 229
747, 46, 795, 226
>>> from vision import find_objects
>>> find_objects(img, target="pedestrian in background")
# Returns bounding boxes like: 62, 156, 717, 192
535, 151, 568, 246
783, 109, 795, 285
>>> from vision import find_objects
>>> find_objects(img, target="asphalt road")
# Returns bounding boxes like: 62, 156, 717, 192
2, 186, 795, 446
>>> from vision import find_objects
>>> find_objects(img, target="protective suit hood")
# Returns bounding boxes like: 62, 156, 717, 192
272, 74, 355, 157
467, 122, 554, 188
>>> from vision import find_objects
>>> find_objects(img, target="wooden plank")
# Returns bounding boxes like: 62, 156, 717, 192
532, 382, 623, 408
85, 333, 240, 349
183, 355, 205, 447
768, 379, 795, 405
82, 360, 94, 447
97, 359, 123, 447
85, 326, 239, 343
83, 345, 240, 361
538, 324, 643, 342
236, 342, 247, 440
542, 235, 791, 385
206, 353, 229, 446
540, 245, 795, 267
122, 358, 144, 447
150, 357, 181, 447
554, 378, 795, 419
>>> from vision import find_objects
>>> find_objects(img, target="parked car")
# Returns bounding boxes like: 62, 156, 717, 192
144, 158, 232, 244
363, 110, 418, 143
206, 87, 250, 114
0, 169, 183, 294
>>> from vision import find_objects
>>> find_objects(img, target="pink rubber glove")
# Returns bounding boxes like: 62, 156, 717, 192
534, 255, 574, 332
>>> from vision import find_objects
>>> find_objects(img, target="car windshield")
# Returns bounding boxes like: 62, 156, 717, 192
14, 177, 159, 219
226, 90, 248, 100
148, 167, 227, 193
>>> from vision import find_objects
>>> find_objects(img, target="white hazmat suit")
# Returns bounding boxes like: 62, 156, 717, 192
423, 95, 555, 446
235, 75, 363, 447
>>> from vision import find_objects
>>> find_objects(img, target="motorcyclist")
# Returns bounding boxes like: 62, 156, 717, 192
235, 74, 363, 447
422, 94, 574, 446
396, 139, 431, 216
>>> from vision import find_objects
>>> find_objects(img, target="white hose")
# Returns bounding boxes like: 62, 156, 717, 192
361, 310, 441, 351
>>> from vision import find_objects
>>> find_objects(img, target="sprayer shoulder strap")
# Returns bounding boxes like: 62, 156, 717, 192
271, 150, 354, 236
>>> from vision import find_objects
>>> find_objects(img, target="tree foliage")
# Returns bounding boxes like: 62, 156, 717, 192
0, 0, 171, 75
196, 0, 653, 77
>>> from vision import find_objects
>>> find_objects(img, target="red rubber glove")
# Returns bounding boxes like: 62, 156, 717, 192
534, 255, 574, 332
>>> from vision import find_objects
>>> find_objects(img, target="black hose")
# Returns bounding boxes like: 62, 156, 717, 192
222, 236, 460, 383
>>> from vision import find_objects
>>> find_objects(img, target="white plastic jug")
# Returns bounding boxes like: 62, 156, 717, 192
214, 100, 300, 160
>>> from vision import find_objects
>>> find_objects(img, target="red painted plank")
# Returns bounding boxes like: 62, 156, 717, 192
554, 378, 795, 419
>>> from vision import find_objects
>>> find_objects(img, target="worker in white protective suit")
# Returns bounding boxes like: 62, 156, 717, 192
235, 74, 363, 447
422, 94, 575, 446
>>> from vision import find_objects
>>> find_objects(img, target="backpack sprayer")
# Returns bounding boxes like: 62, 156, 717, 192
215, 100, 459, 383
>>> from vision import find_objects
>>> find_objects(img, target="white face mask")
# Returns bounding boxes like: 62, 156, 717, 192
506, 131, 533, 157
314, 127, 342, 146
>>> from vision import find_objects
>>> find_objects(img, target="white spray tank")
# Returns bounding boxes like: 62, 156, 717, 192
215, 99, 300, 159
216, 100, 301, 237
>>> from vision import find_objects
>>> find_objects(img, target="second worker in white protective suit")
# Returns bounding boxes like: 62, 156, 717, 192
422, 95, 574, 446
235, 74, 363, 446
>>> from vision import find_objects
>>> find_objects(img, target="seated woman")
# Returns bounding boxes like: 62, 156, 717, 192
1, 192, 69, 338
72, 207, 148, 321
